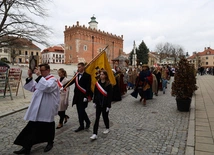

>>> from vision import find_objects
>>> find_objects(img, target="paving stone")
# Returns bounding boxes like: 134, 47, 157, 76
196, 143, 214, 152
196, 130, 212, 137
196, 137, 214, 144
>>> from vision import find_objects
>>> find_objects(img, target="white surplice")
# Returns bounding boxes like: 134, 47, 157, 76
23, 74, 60, 122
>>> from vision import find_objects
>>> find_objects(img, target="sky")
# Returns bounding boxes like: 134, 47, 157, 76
38, 0, 214, 55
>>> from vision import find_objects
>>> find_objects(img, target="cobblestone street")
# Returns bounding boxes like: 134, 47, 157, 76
0, 79, 190, 155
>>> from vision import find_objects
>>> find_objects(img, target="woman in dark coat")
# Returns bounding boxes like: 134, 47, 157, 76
111, 69, 122, 101
90, 70, 112, 140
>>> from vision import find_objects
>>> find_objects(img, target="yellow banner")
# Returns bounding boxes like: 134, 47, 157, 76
85, 51, 116, 92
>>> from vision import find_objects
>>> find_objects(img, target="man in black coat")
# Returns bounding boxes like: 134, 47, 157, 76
63, 62, 92, 132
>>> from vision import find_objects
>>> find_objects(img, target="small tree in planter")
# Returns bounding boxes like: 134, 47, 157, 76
171, 57, 197, 112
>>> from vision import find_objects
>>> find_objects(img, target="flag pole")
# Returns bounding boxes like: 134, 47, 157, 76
63, 45, 109, 89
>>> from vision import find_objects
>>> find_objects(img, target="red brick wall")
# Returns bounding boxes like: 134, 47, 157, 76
64, 25, 123, 64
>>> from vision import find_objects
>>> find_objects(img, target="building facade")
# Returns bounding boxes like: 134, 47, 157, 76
41, 45, 65, 64
148, 52, 159, 67
64, 16, 124, 64
0, 38, 41, 63
0, 47, 11, 62
188, 47, 214, 68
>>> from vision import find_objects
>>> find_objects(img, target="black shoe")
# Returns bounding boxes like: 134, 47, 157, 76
13, 147, 30, 154
85, 122, 91, 130
64, 115, 69, 124
74, 127, 84, 132
56, 124, 63, 129
44, 143, 53, 152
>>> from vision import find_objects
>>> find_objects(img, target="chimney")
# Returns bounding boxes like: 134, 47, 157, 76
208, 47, 210, 49
204, 47, 206, 50
65, 25, 67, 30
77, 21, 79, 26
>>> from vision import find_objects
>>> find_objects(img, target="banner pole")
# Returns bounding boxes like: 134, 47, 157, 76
64, 45, 109, 89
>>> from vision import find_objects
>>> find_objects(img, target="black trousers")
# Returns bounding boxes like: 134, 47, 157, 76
58, 111, 65, 124
93, 106, 109, 135
76, 103, 90, 128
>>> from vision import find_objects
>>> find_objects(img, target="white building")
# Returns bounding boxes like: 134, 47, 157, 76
41, 45, 65, 64
0, 47, 11, 62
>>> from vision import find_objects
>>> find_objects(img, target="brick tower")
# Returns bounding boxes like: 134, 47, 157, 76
64, 16, 123, 64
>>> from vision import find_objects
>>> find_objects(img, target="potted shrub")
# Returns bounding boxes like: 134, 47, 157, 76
171, 57, 198, 112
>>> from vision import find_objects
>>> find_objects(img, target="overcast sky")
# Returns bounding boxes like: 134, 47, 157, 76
40, 0, 214, 55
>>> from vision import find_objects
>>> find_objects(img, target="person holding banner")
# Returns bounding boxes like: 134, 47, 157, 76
13, 63, 60, 154
90, 70, 112, 140
56, 68, 70, 129
63, 62, 92, 132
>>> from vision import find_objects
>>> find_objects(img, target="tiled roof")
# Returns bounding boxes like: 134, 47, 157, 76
0, 36, 41, 50
42, 46, 64, 53
187, 47, 214, 59
187, 54, 197, 59
15, 38, 41, 50
197, 48, 214, 56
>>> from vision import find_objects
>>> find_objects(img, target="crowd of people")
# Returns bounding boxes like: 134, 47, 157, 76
198, 66, 214, 75
13, 62, 174, 155
112, 64, 174, 105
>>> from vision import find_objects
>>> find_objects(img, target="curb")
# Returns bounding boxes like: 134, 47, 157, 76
0, 92, 131, 119
185, 94, 195, 155
0, 106, 28, 119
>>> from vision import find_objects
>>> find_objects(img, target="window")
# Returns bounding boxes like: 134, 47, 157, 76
70, 46, 72, 50
19, 50, 21, 55
53, 54, 55, 57
206, 62, 208, 65
36, 52, 38, 56
62, 55, 64, 58
206, 57, 208, 59
99, 48, 102, 52
25, 51, 28, 55
56, 60, 58, 62
4, 49, 8, 53
56, 54, 58, 58
83, 45, 87, 51
59, 60, 61, 63
31, 52, 33, 55
0, 48, 2, 53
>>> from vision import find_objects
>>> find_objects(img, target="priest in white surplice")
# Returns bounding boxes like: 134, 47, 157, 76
13, 63, 60, 155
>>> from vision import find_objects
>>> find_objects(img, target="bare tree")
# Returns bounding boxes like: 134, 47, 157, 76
155, 43, 165, 63
171, 44, 184, 63
0, 0, 52, 47
155, 42, 185, 64
163, 42, 173, 57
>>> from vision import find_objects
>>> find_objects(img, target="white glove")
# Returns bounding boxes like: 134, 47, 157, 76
106, 107, 110, 112
83, 98, 88, 102
93, 103, 96, 108
60, 87, 64, 92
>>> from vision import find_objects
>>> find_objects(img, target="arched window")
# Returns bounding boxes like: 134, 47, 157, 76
83, 45, 87, 51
